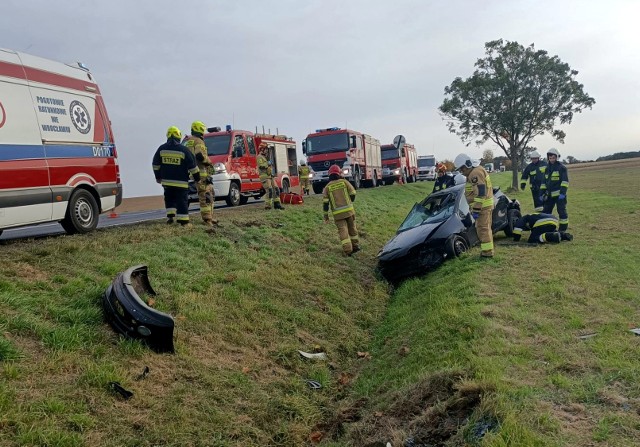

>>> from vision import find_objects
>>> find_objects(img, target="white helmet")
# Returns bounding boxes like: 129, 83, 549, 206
530, 150, 541, 159
547, 148, 560, 157
453, 173, 466, 185
453, 153, 473, 170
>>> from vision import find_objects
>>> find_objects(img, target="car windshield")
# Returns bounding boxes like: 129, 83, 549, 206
418, 158, 435, 167
204, 135, 232, 156
397, 192, 457, 232
381, 147, 400, 160
305, 133, 349, 154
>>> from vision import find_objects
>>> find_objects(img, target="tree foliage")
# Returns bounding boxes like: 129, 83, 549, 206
439, 39, 595, 188
481, 149, 494, 164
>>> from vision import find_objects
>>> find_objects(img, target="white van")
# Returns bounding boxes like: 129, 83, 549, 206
0, 49, 122, 236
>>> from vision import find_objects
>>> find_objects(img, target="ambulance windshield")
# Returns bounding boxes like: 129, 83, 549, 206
305, 133, 349, 154
204, 135, 232, 156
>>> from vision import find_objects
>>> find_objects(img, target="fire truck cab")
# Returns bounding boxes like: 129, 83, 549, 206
381, 136, 418, 185
0, 49, 122, 237
302, 127, 382, 194
201, 127, 299, 206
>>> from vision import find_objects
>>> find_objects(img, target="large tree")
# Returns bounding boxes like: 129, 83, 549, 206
439, 39, 595, 189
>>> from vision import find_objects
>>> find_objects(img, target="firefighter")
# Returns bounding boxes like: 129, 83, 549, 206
152, 126, 200, 226
323, 164, 360, 256
512, 212, 573, 244
520, 150, 548, 211
299, 161, 311, 195
257, 142, 284, 210
542, 148, 569, 231
454, 153, 494, 257
432, 162, 455, 192
183, 121, 216, 226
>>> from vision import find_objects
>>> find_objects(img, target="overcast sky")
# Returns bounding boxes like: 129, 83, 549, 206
3, 0, 639, 197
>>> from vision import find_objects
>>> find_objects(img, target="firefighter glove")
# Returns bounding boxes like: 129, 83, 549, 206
558, 194, 566, 200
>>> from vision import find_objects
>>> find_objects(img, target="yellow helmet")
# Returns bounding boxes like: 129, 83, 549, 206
166, 126, 182, 140
191, 121, 206, 135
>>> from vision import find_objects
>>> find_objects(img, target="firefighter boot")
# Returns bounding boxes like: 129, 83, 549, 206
166, 217, 174, 225
560, 232, 573, 242
274, 201, 285, 210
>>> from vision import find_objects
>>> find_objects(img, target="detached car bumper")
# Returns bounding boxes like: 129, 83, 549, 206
103, 265, 175, 353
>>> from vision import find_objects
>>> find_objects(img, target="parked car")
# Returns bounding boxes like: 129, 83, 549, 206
377, 184, 520, 282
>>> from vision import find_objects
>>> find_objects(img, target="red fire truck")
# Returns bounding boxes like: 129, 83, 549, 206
381, 135, 418, 185
198, 126, 299, 206
0, 49, 122, 237
302, 127, 382, 194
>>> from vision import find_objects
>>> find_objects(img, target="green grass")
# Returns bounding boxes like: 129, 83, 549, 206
1, 167, 639, 446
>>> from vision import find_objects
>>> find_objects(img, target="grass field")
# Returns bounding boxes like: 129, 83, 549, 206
1, 162, 639, 446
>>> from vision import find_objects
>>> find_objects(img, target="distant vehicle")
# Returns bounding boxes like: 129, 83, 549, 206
377, 184, 521, 282
417, 155, 437, 181
0, 49, 122, 237
381, 135, 418, 185
303, 127, 382, 194
485, 163, 494, 172
191, 127, 299, 206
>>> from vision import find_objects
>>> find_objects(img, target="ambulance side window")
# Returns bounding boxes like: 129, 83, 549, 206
232, 135, 245, 158
247, 136, 256, 155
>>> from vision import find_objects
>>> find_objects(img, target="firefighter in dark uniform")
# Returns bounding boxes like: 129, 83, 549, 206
257, 142, 284, 210
299, 161, 311, 195
542, 148, 569, 231
323, 164, 360, 256
512, 213, 573, 244
455, 153, 494, 257
432, 162, 455, 193
183, 120, 216, 226
152, 126, 200, 226
520, 150, 547, 211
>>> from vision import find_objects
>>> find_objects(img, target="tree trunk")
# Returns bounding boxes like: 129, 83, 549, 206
510, 153, 520, 191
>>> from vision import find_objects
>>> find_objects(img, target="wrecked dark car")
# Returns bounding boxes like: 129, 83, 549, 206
377, 184, 520, 282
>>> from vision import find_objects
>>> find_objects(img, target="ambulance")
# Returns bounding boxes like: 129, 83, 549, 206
0, 49, 121, 237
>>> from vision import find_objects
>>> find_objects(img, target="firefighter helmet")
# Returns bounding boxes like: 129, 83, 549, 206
300, 160, 306, 166
547, 148, 561, 157
454, 153, 473, 170
328, 164, 342, 176
166, 126, 182, 140
191, 121, 206, 135
530, 150, 541, 159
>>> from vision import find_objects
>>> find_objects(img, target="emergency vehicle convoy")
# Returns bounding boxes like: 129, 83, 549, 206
381, 136, 418, 185
201, 126, 299, 206
303, 127, 382, 194
0, 49, 122, 237
417, 154, 438, 181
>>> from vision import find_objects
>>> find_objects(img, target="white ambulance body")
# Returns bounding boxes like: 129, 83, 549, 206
0, 49, 121, 236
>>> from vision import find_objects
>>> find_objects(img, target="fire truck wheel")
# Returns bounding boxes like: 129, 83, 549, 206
353, 169, 361, 189
225, 182, 241, 207
239, 196, 249, 205
61, 189, 99, 234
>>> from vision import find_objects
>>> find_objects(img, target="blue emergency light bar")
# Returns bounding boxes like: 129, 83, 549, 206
315, 127, 341, 132
225, 125, 232, 131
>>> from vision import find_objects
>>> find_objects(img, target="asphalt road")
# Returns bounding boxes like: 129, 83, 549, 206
0, 201, 252, 242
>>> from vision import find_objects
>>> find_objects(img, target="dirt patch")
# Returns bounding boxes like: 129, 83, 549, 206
114, 196, 165, 213
318, 371, 497, 446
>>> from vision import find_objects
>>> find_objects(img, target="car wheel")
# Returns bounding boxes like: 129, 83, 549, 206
445, 235, 469, 258
61, 189, 99, 234
225, 182, 241, 207
504, 209, 521, 237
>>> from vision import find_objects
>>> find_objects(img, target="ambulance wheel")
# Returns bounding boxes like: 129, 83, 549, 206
61, 189, 99, 234
225, 182, 241, 207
